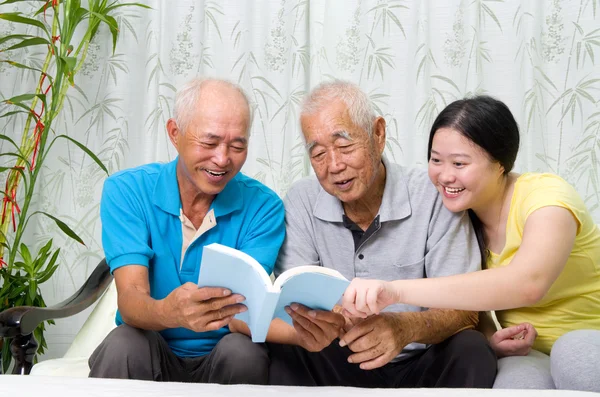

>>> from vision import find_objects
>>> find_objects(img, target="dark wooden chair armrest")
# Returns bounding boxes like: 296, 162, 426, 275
0, 258, 112, 374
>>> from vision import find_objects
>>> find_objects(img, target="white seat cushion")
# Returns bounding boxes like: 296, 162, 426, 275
64, 281, 118, 359
30, 357, 90, 377
32, 281, 118, 376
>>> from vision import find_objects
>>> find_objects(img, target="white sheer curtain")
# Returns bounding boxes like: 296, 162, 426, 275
1, 0, 599, 360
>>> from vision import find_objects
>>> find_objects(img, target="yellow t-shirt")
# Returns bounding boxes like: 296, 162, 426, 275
487, 173, 600, 354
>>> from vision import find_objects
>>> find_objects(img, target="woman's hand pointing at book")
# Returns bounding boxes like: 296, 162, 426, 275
341, 278, 401, 318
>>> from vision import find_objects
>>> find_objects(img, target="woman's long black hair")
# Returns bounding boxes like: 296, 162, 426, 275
427, 95, 520, 266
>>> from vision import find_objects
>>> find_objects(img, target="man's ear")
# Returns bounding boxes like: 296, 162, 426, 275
166, 118, 180, 149
373, 116, 387, 154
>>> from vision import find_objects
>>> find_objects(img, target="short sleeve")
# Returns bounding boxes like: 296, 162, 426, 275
274, 185, 320, 277
424, 200, 482, 277
518, 174, 584, 234
100, 176, 154, 273
239, 193, 286, 275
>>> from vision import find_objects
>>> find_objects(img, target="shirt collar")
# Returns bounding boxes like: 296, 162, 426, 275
313, 156, 412, 223
152, 157, 243, 218
211, 173, 243, 217
152, 158, 181, 216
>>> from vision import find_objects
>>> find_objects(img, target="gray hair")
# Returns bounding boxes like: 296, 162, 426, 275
300, 80, 377, 136
173, 77, 252, 135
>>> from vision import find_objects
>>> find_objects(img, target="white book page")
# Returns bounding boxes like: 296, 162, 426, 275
207, 244, 275, 291
273, 265, 347, 291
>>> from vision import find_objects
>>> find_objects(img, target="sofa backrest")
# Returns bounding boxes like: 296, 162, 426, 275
63, 280, 118, 358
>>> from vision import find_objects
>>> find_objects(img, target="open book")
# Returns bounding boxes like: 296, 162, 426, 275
197, 243, 349, 343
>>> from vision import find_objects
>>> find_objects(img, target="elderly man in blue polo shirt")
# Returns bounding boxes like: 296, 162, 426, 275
88, 78, 285, 383
251, 80, 497, 388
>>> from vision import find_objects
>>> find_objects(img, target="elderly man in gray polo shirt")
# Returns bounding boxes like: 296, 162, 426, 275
262, 80, 497, 388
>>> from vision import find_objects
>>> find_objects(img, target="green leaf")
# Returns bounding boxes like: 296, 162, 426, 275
36, 249, 60, 283
4, 93, 46, 107
0, 0, 41, 4
0, 152, 31, 168
89, 10, 118, 30
0, 133, 21, 150
105, 14, 119, 53
59, 55, 77, 73
0, 12, 49, 34
33, 0, 52, 16
0, 60, 48, 78
32, 211, 85, 245
0, 33, 35, 46
104, 2, 153, 12
2, 37, 50, 52
0, 110, 28, 120
19, 243, 33, 267
0, 166, 29, 192
33, 240, 53, 272
2, 339, 11, 374
54, 135, 109, 175
37, 263, 59, 284
8, 283, 27, 299
28, 281, 38, 303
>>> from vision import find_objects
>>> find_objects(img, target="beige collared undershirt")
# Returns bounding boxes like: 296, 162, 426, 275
179, 208, 217, 270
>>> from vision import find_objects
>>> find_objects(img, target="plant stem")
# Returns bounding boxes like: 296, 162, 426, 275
0, 11, 58, 264
8, 120, 53, 269
1, 4, 61, 267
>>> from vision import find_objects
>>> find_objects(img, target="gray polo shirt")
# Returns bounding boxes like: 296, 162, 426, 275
275, 158, 480, 359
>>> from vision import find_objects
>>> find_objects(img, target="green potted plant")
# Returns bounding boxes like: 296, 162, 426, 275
0, 0, 148, 374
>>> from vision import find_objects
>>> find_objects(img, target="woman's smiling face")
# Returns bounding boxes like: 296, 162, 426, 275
428, 127, 504, 213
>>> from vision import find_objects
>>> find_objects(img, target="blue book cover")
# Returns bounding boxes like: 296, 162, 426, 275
197, 243, 349, 342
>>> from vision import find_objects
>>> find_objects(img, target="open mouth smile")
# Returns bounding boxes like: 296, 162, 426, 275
334, 178, 354, 190
443, 186, 465, 197
205, 169, 227, 176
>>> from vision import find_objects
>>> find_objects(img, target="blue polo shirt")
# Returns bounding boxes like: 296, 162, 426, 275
100, 158, 285, 357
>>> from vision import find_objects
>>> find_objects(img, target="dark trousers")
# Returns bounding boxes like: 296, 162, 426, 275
268, 329, 497, 388
88, 324, 269, 384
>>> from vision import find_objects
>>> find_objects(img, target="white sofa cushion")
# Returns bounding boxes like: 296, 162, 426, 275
3, 375, 595, 397
31, 280, 118, 377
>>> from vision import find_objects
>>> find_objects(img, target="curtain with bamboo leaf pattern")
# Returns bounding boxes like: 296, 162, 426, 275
1, 0, 599, 360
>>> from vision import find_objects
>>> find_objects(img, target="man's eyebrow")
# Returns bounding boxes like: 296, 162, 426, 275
305, 141, 317, 152
203, 133, 221, 140
332, 130, 352, 141
305, 130, 353, 152
203, 133, 248, 145
231, 136, 248, 145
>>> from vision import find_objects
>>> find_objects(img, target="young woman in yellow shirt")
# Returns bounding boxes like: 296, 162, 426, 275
341, 96, 600, 392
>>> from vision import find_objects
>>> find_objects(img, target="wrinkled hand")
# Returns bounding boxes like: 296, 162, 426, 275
163, 282, 247, 333
342, 278, 400, 318
339, 312, 411, 370
287, 303, 346, 352
490, 322, 537, 358
333, 305, 364, 337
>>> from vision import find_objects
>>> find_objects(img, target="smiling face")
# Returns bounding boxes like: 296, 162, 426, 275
167, 82, 249, 199
428, 127, 504, 213
300, 99, 386, 204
